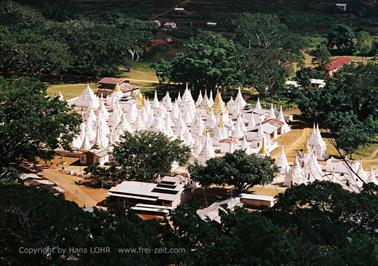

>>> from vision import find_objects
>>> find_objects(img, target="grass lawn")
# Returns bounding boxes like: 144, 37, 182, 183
47, 83, 97, 99
47, 63, 159, 99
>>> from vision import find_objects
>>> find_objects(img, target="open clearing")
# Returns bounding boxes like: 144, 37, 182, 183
47, 63, 158, 99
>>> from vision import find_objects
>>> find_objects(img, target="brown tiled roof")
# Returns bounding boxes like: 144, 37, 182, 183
98, 77, 126, 85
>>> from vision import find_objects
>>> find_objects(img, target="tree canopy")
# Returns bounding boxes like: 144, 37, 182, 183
231, 12, 305, 97
0, 77, 81, 177
1, 181, 376, 265
327, 24, 356, 55
88, 131, 191, 183
152, 31, 243, 91
0, 0, 156, 78
189, 150, 278, 193
294, 63, 378, 158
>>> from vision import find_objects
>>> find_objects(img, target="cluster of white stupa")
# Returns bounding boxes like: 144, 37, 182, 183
70, 83, 291, 165
274, 125, 377, 190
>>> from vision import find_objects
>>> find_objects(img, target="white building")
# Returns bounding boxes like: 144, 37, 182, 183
107, 175, 189, 210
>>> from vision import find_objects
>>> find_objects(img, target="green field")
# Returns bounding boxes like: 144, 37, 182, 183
47, 63, 158, 99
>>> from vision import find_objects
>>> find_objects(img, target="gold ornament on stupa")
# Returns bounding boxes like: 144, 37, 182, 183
211, 90, 228, 114
304, 142, 312, 153
114, 83, 122, 92
259, 139, 268, 155
134, 91, 145, 108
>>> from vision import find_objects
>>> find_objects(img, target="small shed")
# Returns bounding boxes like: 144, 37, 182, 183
80, 148, 109, 165
164, 22, 177, 29
240, 194, 276, 208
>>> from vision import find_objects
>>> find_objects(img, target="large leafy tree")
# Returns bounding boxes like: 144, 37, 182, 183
110, 131, 190, 182
231, 13, 304, 97
0, 1, 155, 78
233, 12, 290, 50
355, 31, 373, 56
189, 150, 278, 193
1, 181, 377, 265
0, 184, 165, 265
295, 63, 378, 157
242, 48, 297, 97
152, 31, 243, 91
294, 67, 324, 87
0, 26, 70, 77
312, 43, 331, 68
326, 112, 377, 159
0, 77, 81, 177
327, 24, 356, 55
267, 181, 378, 247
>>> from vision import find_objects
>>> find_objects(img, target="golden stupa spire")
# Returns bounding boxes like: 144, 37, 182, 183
114, 82, 122, 92
259, 138, 268, 155
134, 91, 145, 108
304, 142, 311, 153
218, 114, 224, 128
211, 89, 227, 114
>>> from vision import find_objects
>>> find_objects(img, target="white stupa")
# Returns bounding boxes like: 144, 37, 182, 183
255, 98, 262, 110
196, 91, 203, 106
286, 156, 304, 186
76, 84, 99, 109
80, 133, 92, 151
234, 87, 247, 109
275, 146, 290, 174
152, 90, 160, 109
308, 124, 327, 160
162, 91, 173, 110
197, 132, 215, 165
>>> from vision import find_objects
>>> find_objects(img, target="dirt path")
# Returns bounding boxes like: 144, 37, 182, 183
368, 148, 378, 159
270, 127, 311, 161
39, 168, 107, 208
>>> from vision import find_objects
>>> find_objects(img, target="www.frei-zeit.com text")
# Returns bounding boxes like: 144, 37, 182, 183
18, 246, 186, 255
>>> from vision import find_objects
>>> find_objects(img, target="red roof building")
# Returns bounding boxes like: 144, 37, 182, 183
325, 57, 352, 77
146, 39, 168, 51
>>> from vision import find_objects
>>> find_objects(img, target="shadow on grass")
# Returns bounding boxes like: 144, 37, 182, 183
191, 187, 231, 208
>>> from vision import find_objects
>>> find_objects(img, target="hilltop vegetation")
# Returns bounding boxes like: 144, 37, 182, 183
1, 181, 377, 265
1, 0, 377, 82
0, 0, 156, 79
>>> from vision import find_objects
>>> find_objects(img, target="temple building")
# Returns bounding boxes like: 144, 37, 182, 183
70, 84, 292, 166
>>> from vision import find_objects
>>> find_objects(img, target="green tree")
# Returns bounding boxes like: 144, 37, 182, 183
111, 131, 190, 182
152, 59, 172, 84
0, 77, 81, 177
0, 184, 165, 265
295, 63, 378, 121
232, 12, 289, 49
0, 26, 21, 77
326, 112, 377, 159
312, 43, 331, 68
16, 29, 71, 77
295, 67, 324, 87
243, 48, 297, 97
355, 31, 373, 56
327, 24, 356, 55
267, 181, 378, 247
153, 31, 243, 91
189, 150, 277, 193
